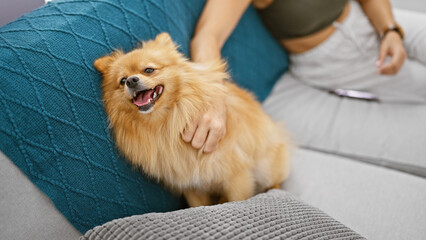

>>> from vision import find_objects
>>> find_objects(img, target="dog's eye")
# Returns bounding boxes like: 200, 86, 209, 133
144, 68, 155, 74
120, 77, 126, 85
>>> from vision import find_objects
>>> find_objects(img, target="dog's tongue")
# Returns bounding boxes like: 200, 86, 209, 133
133, 89, 155, 106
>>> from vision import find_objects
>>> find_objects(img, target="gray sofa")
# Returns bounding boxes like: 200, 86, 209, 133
1, 0, 426, 239
262, 73, 426, 240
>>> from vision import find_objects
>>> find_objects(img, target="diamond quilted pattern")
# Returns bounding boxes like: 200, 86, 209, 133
0, 0, 288, 233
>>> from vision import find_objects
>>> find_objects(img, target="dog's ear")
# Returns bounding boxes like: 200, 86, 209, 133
155, 32, 175, 48
94, 51, 123, 74
94, 56, 114, 74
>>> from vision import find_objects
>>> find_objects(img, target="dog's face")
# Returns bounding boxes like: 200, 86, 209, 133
94, 33, 185, 115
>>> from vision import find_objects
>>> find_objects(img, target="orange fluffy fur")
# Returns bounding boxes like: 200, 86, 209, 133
94, 33, 290, 207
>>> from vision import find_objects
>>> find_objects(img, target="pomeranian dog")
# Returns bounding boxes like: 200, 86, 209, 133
94, 33, 290, 207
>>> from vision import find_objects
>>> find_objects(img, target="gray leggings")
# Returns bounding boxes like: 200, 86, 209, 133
288, 1, 426, 104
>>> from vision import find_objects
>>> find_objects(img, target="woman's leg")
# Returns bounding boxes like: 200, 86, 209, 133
289, 1, 426, 104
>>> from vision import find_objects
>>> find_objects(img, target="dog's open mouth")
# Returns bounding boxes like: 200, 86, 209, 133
132, 85, 164, 113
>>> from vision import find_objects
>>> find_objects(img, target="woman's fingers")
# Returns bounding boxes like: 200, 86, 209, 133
182, 101, 227, 153
182, 119, 198, 143
191, 114, 212, 149
203, 119, 226, 153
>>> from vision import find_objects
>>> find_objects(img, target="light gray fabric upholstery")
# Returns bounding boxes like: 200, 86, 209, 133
263, 73, 426, 177
81, 189, 365, 240
283, 149, 426, 240
0, 151, 81, 240
391, 0, 426, 12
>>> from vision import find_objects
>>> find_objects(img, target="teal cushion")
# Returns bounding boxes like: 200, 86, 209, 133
0, 0, 288, 233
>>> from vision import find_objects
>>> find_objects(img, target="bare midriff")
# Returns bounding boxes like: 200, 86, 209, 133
280, 3, 350, 54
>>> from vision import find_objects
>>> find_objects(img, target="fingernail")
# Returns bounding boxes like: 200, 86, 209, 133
375, 60, 381, 67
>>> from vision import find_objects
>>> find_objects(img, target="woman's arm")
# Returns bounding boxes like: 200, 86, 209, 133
358, 0, 407, 75
191, 0, 250, 62
183, 0, 251, 153
190, 0, 251, 63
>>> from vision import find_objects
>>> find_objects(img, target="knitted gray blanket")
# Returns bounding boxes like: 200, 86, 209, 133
81, 190, 365, 240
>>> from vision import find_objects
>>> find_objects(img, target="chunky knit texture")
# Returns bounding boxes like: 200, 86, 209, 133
0, 0, 288, 234
82, 190, 366, 240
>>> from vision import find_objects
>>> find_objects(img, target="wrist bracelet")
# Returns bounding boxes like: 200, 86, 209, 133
381, 23, 405, 40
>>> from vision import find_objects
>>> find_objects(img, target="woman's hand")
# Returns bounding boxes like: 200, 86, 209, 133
357, 0, 407, 74
182, 98, 227, 153
377, 31, 407, 75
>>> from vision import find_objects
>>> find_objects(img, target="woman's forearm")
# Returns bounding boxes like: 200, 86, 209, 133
190, 0, 251, 63
190, 33, 222, 63
357, 0, 396, 35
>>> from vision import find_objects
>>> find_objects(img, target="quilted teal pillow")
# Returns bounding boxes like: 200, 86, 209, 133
0, 0, 288, 233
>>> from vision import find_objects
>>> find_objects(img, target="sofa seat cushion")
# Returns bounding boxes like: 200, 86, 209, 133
263, 73, 426, 177
283, 148, 426, 240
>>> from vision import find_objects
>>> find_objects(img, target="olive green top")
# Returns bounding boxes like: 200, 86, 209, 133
257, 0, 349, 39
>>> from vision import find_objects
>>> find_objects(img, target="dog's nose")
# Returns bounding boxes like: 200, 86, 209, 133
126, 76, 139, 88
